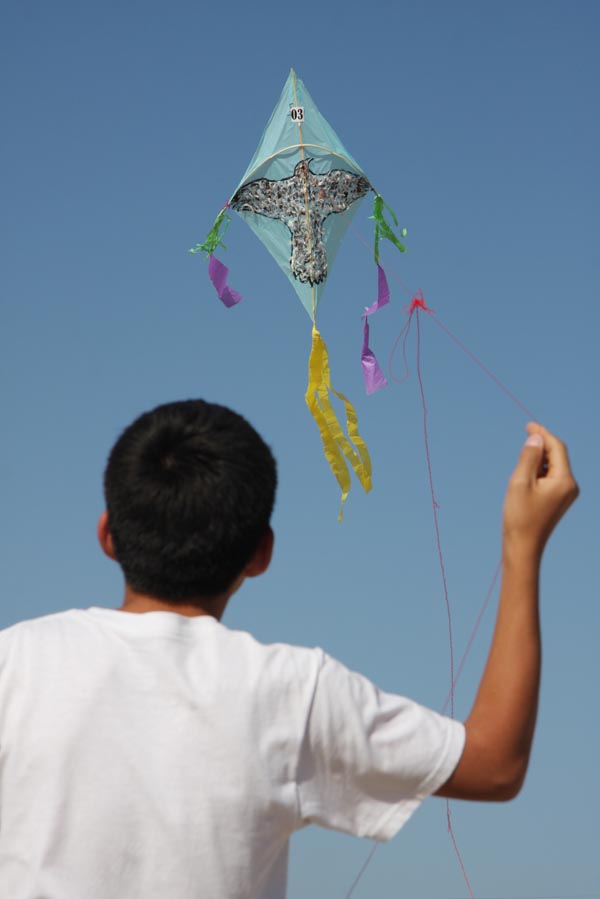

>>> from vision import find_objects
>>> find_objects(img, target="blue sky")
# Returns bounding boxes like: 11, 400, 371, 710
2, 1, 599, 896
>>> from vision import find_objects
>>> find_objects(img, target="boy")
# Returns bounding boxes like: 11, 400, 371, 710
0, 400, 578, 899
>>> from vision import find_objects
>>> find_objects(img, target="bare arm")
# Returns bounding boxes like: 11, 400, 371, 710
436, 423, 578, 801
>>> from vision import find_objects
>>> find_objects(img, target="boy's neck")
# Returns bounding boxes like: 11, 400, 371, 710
118, 585, 235, 620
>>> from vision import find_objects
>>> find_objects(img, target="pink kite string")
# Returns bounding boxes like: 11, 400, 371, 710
387, 311, 413, 383
347, 297, 467, 899
415, 302, 474, 897
344, 842, 379, 899
428, 316, 537, 421
447, 801, 476, 899
413, 305, 455, 716
440, 559, 502, 717
342, 214, 533, 898
345, 215, 536, 420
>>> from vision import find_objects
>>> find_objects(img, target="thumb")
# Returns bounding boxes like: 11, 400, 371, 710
513, 432, 545, 483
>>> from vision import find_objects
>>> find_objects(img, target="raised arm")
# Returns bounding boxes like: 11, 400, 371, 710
436, 423, 578, 801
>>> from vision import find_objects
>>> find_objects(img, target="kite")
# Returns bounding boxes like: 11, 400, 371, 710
191, 69, 407, 517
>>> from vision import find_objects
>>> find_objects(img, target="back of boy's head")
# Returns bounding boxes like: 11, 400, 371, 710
103, 400, 277, 600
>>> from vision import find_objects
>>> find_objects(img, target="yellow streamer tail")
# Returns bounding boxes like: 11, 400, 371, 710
305, 326, 373, 519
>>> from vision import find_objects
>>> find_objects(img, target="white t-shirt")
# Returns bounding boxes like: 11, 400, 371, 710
0, 608, 464, 899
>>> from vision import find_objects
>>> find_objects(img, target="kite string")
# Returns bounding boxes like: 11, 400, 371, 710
346, 299, 476, 899
416, 303, 473, 896
344, 214, 536, 421
417, 303, 477, 898
388, 314, 413, 383
342, 215, 526, 898
440, 559, 502, 716
428, 316, 536, 421
414, 305, 455, 718
344, 841, 379, 899
447, 802, 476, 899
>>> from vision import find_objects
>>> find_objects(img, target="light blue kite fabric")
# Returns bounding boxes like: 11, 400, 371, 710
229, 71, 372, 320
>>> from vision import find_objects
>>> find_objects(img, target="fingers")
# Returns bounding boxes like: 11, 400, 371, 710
504, 423, 579, 554
523, 423, 580, 524
525, 422, 574, 481
512, 429, 545, 485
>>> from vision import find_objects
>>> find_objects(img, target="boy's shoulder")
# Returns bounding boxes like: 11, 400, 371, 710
0, 607, 88, 638
0, 606, 325, 674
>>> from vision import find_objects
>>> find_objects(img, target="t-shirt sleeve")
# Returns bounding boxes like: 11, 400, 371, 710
295, 651, 465, 841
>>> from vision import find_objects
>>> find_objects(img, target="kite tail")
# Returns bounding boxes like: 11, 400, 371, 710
305, 326, 372, 520
371, 194, 408, 265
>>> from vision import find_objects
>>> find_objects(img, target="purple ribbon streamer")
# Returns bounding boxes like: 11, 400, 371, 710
361, 265, 390, 394
361, 319, 388, 394
208, 255, 243, 308
364, 264, 390, 316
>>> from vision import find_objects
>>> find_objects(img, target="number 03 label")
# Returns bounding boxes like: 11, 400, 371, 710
290, 107, 304, 123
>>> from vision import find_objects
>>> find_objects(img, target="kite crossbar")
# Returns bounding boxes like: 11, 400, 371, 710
234, 143, 370, 195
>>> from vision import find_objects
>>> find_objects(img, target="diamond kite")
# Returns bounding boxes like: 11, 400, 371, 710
191, 69, 407, 516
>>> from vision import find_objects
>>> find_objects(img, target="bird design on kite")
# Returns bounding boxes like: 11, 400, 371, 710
231, 159, 371, 285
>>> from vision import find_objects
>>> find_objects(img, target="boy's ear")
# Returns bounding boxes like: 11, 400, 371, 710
244, 527, 274, 578
97, 511, 117, 561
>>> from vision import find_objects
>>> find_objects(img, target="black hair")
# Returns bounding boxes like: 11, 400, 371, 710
103, 400, 277, 600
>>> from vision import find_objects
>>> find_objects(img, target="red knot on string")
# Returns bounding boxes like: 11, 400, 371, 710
405, 290, 434, 316
389, 292, 434, 383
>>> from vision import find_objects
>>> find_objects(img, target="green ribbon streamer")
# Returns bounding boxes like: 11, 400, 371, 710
189, 207, 231, 257
371, 194, 408, 265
